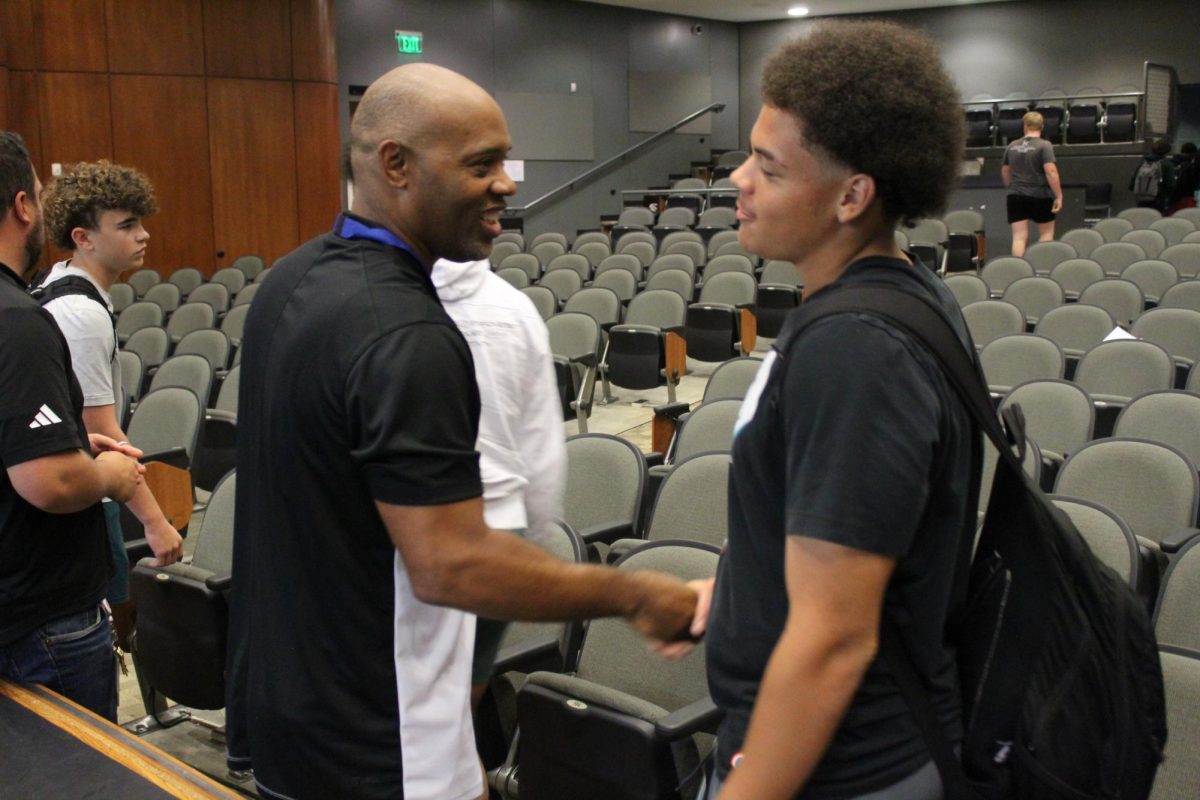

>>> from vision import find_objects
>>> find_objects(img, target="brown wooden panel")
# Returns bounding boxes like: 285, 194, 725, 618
291, 0, 336, 84
8, 69, 51, 269
105, 0, 205, 76
208, 78, 298, 266
112, 75, 215, 274
294, 81, 339, 241
2, 0, 36, 70
203, 0, 291, 80
34, 0, 108, 73
8, 71, 42, 169
0, 5, 8, 67
0, 68, 8, 130
37, 72, 113, 171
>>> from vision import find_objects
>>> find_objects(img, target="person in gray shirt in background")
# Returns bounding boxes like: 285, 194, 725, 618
1001, 111, 1062, 257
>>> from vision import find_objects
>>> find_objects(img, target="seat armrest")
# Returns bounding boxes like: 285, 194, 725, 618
654, 696, 723, 739
653, 401, 690, 420
571, 352, 598, 368
205, 574, 232, 592
577, 521, 635, 545
644, 451, 665, 468
1159, 527, 1200, 554
600, 320, 617, 333
492, 636, 561, 675
140, 446, 190, 471
205, 409, 237, 424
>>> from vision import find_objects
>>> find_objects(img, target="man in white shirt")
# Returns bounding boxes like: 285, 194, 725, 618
39, 161, 183, 649
431, 257, 566, 710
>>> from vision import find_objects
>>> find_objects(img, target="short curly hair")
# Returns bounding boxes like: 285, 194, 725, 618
761, 21, 964, 226
43, 161, 157, 251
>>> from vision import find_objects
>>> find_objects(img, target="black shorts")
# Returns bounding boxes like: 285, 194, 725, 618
1007, 194, 1056, 224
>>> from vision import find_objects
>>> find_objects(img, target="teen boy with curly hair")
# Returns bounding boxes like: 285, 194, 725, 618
681, 22, 977, 800
39, 161, 183, 650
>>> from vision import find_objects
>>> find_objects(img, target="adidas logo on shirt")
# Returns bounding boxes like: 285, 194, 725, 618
28, 404, 63, 429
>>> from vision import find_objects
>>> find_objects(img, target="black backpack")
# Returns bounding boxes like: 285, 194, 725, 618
1133, 159, 1164, 202
790, 284, 1167, 800
30, 274, 118, 360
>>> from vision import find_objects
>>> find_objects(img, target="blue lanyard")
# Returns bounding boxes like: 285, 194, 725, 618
334, 214, 421, 262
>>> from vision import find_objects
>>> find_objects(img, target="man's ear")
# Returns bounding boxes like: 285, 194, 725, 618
378, 140, 411, 189
70, 227, 92, 251
12, 190, 36, 225
836, 173, 877, 224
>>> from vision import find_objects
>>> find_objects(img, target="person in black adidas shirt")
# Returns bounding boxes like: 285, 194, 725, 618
678, 23, 979, 800
0, 132, 143, 721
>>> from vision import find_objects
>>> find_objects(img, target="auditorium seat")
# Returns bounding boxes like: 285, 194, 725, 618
1122, 261, 1179, 308
1150, 218, 1196, 248
979, 334, 1064, 397
1131, 308, 1200, 386
127, 268, 161, 298
109, 282, 135, 313
1061, 228, 1104, 260
703, 356, 763, 402
165, 303, 216, 346
130, 469, 236, 724
211, 267, 246, 297
515, 540, 719, 800
167, 268, 204, 299
962, 300, 1025, 351
547, 312, 602, 433
1002, 276, 1064, 326
592, 267, 638, 305
1024, 240, 1076, 276
1055, 438, 1198, 556
186, 283, 231, 316
1048, 258, 1105, 301
943, 273, 989, 308
116, 302, 166, 345
602, 290, 687, 404
980, 256, 1034, 297
1078, 278, 1144, 324
231, 255, 264, 282
142, 282, 182, 315
685, 271, 757, 362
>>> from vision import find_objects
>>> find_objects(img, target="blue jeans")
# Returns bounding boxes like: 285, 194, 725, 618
0, 606, 118, 722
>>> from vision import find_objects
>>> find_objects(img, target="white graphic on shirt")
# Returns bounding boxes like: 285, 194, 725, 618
28, 404, 63, 429
734, 351, 777, 437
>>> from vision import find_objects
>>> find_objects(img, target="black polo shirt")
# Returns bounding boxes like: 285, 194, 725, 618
0, 262, 108, 646
228, 214, 484, 800
706, 257, 980, 796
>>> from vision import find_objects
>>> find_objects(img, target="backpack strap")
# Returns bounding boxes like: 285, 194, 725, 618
787, 284, 1021, 471
31, 275, 118, 360
787, 283, 1020, 800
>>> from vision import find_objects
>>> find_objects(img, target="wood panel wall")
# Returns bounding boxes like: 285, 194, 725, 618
2, 0, 339, 275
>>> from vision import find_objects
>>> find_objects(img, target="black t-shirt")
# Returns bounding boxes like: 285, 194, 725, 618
228, 215, 484, 799
0, 263, 108, 646
706, 257, 980, 796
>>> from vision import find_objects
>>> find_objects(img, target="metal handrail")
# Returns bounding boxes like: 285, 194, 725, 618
504, 102, 726, 217
963, 91, 1144, 108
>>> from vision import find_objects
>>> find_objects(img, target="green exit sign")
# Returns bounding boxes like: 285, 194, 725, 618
395, 30, 423, 54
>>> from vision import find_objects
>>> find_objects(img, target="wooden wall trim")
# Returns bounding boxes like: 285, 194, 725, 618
291, 0, 337, 84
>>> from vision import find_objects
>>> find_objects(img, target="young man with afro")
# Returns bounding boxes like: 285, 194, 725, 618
682, 21, 978, 800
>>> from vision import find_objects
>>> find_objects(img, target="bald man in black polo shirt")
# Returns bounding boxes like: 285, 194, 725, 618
226, 65, 697, 800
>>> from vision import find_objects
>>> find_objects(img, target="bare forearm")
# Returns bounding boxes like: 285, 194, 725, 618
719, 624, 878, 798
418, 528, 641, 621
9, 450, 115, 513
1045, 167, 1063, 199
82, 406, 167, 526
